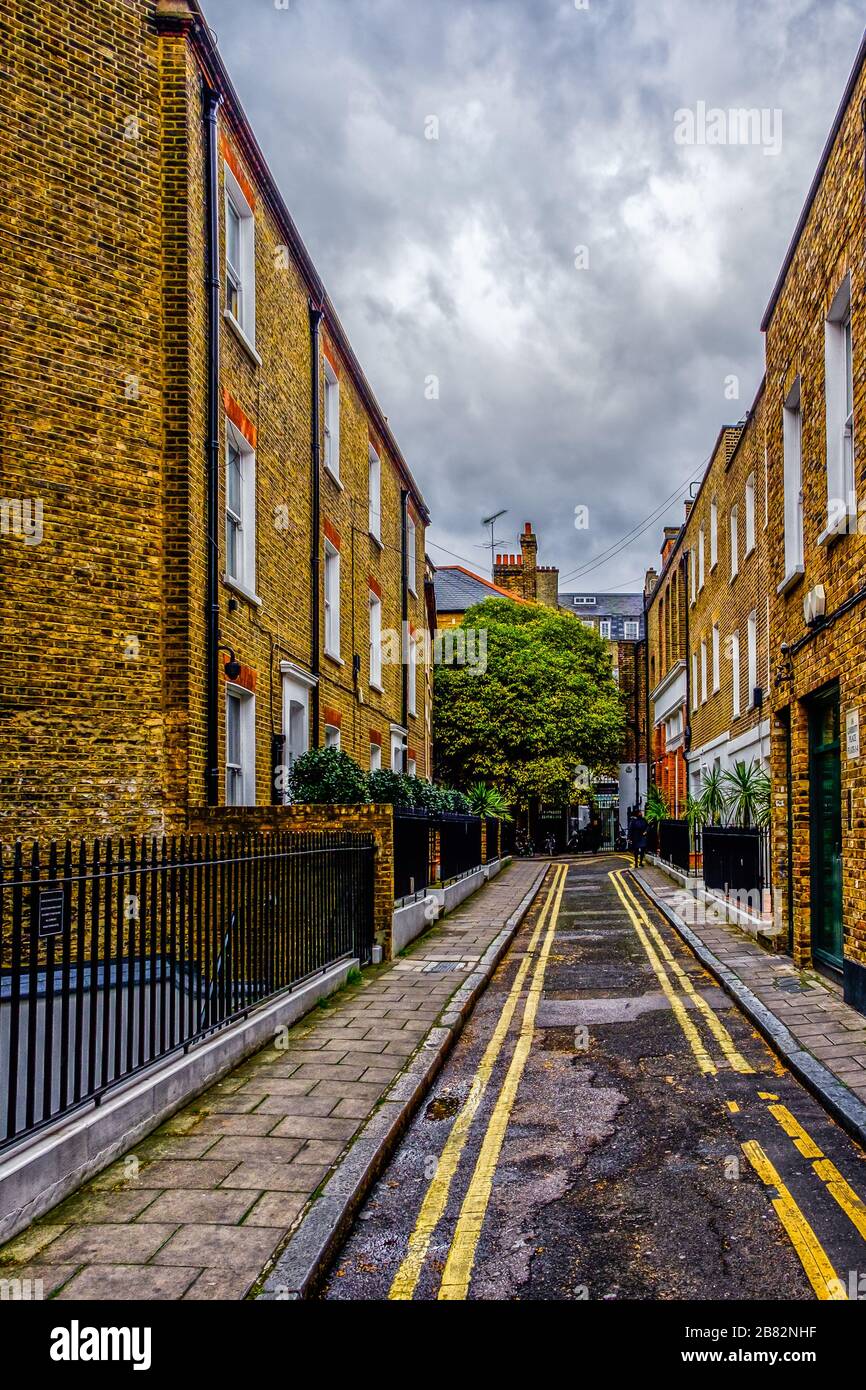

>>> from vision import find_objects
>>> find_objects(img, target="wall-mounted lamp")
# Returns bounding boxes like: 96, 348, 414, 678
220, 646, 242, 681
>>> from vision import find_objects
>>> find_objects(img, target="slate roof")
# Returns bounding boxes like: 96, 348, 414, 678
558, 592, 644, 618
433, 566, 527, 613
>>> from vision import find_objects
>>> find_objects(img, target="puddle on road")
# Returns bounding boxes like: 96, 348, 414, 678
425, 1093, 461, 1120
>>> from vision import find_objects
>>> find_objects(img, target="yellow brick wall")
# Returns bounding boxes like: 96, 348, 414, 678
764, 52, 866, 973
1, 0, 429, 847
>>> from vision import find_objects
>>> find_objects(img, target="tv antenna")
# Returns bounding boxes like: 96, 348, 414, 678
482, 509, 508, 574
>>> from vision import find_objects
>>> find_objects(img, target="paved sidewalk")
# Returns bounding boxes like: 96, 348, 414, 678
639, 864, 866, 1110
0, 860, 543, 1301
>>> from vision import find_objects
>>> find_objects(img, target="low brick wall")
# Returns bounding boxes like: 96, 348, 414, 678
186, 803, 396, 957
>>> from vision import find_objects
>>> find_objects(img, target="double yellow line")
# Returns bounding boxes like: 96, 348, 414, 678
609, 870, 754, 1076
389, 862, 567, 1301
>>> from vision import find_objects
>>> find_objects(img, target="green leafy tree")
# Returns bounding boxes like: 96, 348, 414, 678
434, 599, 625, 809
288, 747, 370, 804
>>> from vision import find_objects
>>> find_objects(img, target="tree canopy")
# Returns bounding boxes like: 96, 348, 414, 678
433, 598, 626, 809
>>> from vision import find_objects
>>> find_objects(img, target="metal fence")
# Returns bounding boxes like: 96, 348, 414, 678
485, 817, 500, 861
702, 826, 770, 894
393, 810, 433, 901
656, 819, 693, 874
500, 819, 516, 856
0, 830, 374, 1153
438, 813, 483, 883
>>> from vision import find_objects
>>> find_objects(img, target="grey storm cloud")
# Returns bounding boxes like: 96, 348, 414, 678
200, 0, 864, 591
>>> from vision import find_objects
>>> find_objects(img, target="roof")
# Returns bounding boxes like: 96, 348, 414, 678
557, 592, 645, 619
164, 0, 430, 522
761, 29, 866, 331
433, 566, 530, 612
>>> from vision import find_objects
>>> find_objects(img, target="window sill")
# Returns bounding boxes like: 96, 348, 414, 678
408, 585, 417, 599
324, 464, 343, 490
744, 543, 756, 560
222, 574, 262, 608
776, 565, 805, 596
369, 531, 383, 550
729, 571, 739, 586
324, 650, 344, 667
369, 681, 384, 695
817, 508, 857, 548
223, 310, 262, 367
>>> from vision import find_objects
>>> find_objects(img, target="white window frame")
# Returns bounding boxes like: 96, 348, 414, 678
691, 652, 699, 711
710, 496, 718, 568
324, 723, 341, 750
698, 528, 705, 590
700, 639, 707, 704
324, 540, 341, 659
690, 548, 696, 604
731, 631, 741, 719
407, 757, 417, 778
781, 378, 804, 588
323, 359, 340, 481
623, 620, 639, 641
712, 623, 720, 694
225, 685, 255, 807
823, 276, 856, 542
223, 163, 256, 346
390, 728, 407, 773
729, 504, 739, 580
745, 473, 756, 555
408, 634, 417, 717
747, 609, 758, 707
369, 589, 383, 690
370, 741, 382, 771
368, 444, 381, 542
763, 448, 769, 530
599, 619, 612, 640
280, 669, 313, 803
225, 422, 257, 598
407, 514, 417, 596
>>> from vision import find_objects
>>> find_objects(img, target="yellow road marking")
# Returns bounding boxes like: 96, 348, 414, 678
761, 1097, 866, 1243
767, 1103, 824, 1160
759, 1091, 780, 1101
619, 873, 754, 1074
813, 1159, 866, 1242
388, 864, 566, 1300
727, 1100, 740, 1114
609, 872, 717, 1076
436, 863, 568, 1299
741, 1140, 846, 1300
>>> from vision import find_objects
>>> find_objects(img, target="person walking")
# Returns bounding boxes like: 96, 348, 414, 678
628, 811, 648, 868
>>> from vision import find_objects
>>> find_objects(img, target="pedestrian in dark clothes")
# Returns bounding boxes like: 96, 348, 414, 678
628, 812, 648, 868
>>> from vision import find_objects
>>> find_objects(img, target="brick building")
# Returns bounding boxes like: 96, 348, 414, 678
1, 0, 430, 842
763, 33, 866, 1009
680, 411, 772, 798
645, 524, 690, 816
493, 522, 560, 605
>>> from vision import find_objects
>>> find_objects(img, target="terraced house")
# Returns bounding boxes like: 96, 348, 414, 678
682, 407, 772, 799
764, 33, 866, 1009
1, 0, 430, 843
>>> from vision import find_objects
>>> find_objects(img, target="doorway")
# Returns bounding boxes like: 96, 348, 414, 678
807, 684, 843, 971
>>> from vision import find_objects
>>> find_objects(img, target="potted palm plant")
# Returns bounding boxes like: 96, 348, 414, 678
722, 760, 771, 828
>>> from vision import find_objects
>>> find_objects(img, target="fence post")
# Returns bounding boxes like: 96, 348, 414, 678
481, 820, 488, 866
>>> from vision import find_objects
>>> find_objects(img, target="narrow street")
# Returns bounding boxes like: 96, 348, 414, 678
321, 859, 866, 1301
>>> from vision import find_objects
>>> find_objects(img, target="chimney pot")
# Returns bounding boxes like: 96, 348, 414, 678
524, 522, 532, 534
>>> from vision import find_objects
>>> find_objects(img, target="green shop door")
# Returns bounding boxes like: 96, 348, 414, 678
808, 686, 843, 970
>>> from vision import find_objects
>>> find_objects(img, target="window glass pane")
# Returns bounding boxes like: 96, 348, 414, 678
226, 202, 240, 271
227, 695, 241, 764
228, 444, 242, 516
845, 317, 854, 420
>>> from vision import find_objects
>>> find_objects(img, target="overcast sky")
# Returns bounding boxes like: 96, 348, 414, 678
201, 0, 864, 593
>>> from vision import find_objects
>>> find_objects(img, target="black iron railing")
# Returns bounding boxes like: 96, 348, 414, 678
702, 825, 770, 895
437, 813, 483, 884
485, 817, 500, 861
393, 810, 432, 901
656, 819, 693, 874
500, 819, 516, 856
0, 830, 374, 1152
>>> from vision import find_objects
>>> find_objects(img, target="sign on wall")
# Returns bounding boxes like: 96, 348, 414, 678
846, 708, 860, 760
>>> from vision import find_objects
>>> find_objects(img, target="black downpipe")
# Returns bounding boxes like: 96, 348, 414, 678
783, 710, 795, 954
681, 553, 692, 765
400, 488, 409, 749
203, 82, 222, 805
309, 302, 324, 747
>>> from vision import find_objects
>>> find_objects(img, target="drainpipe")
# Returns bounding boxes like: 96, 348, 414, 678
400, 489, 409, 753
309, 301, 324, 748
203, 81, 222, 805
783, 709, 795, 954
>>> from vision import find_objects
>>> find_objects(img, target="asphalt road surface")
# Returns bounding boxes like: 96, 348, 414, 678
321, 858, 866, 1301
